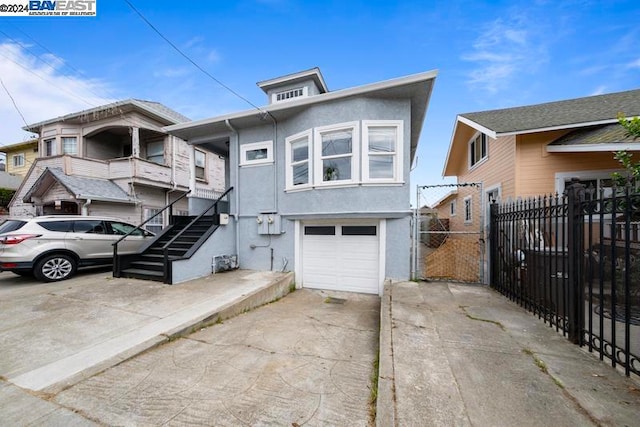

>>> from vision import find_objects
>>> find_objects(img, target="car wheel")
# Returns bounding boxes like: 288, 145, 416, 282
34, 254, 77, 282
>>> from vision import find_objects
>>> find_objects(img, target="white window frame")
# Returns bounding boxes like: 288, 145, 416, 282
554, 169, 622, 195
272, 86, 308, 103
240, 140, 273, 167
362, 120, 403, 183
195, 149, 206, 181
468, 132, 488, 169
450, 199, 457, 216
313, 121, 359, 187
464, 195, 473, 224
43, 138, 56, 157
285, 129, 312, 190
144, 207, 164, 234
12, 153, 25, 168
62, 136, 78, 155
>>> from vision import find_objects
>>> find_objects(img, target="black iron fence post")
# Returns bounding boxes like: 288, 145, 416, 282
489, 201, 499, 289
566, 179, 586, 344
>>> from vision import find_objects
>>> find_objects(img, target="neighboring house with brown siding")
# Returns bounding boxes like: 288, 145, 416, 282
10, 100, 225, 231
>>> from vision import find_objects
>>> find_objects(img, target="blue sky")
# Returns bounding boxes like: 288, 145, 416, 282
1, 0, 639, 200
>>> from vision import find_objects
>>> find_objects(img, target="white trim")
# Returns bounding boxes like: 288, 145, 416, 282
498, 118, 621, 137
554, 169, 620, 194
450, 199, 457, 217
546, 142, 640, 153
457, 116, 497, 139
11, 153, 25, 168
294, 220, 302, 290
362, 120, 404, 183
314, 121, 360, 186
240, 140, 273, 166
285, 129, 312, 190
378, 219, 386, 296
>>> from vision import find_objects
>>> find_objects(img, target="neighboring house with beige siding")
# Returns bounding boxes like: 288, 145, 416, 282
442, 89, 640, 230
1, 139, 39, 177
10, 100, 225, 231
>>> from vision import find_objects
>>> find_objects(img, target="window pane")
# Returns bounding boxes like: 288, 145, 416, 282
291, 139, 308, 162
39, 221, 73, 232
342, 226, 376, 236
62, 137, 77, 155
109, 221, 142, 236
44, 139, 56, 156
293, 163, 309, 185
0, 220, 26, 233
246, 148, 268, 161
323, 157, 351, 181
195, 150, 206, 167
322, 130, 352, 156
73, 220, 105, 234
304, 226, 335, 235
369, 127, 395, 152
369, 155, 394, 179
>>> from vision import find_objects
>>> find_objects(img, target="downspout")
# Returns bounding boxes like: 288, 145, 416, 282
266, 112, 278, 213
82, 199, 92, 216
224, 119, 240, 265
165, 135, 179, 223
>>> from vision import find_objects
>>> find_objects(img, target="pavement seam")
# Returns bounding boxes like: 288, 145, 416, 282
388, 287, 398, 426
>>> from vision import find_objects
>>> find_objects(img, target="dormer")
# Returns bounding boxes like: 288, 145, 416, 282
257, 67, 328, 105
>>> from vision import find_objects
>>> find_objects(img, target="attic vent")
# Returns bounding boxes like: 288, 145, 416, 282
275, 87, 305, 102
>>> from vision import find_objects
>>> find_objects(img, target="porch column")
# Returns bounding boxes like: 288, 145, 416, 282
131, 127, 140, 158
189, 145, 196, 195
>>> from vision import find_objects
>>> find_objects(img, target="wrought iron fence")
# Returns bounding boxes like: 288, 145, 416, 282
490, 181, 639, 378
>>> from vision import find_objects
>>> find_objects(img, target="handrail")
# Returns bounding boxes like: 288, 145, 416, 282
162, 186, 233, 254
114, 189, 191, 247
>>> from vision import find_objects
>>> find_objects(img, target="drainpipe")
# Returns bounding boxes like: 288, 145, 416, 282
166, 135, 179, 225
265, 112, 278, 213
225, 119, 240, 265
82, 198, 92, 216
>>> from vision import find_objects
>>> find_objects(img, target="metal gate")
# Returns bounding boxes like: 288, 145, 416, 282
412, 183, 485, 283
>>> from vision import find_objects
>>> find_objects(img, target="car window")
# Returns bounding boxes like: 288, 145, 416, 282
39, 220, 73, 232
0, 220, 27, 234
72, 220, 106, 234
108, 221, 144, 236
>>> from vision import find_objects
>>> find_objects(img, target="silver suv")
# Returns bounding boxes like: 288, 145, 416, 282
0, 216, 153, 282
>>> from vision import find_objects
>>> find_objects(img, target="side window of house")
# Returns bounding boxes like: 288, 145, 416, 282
144, 208, 163, 234
12, 154, 25, 167
240, 141, 273, 166
450, 199, 457, 216
195, 149, 206, 180
146, 140, 165, 164
469, 133, 487, 168
464, 196, 472, 223
62, 136, 77, 155
44, 138, 56, 156
363, 121, 402, 181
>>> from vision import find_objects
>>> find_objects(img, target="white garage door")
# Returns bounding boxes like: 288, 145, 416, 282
302, 223, 380, 294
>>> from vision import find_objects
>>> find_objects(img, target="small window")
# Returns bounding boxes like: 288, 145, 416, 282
240, 141, 273, 166
285, 130, 311, 189
469, 133, 487, 167
342, 226, 376, 236
304, 226, 335, 235
274, 87, 306, 103
144, 208, 164, 234
44, 138, 56, 157
450, 200, 457, 216
39, 220, 73, 232
363, 121, 403, 182
12, 154, 25, 167
464, 196, 472, 224
62, 136, 77, 155
195, 149, 206, 180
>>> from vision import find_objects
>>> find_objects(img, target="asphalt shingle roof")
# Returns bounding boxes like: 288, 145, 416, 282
35, 168, 134, 202
460, 89, 640, 134
548, 124, 640, 146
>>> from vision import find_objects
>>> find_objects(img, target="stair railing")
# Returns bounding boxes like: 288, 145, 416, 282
113, 190, 191, 276
161, 187, 233, 283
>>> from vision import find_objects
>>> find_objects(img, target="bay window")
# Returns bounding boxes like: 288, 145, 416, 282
363, 120, 403, 182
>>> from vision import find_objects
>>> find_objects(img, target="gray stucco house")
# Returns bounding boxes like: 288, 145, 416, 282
164, 68, 437, 294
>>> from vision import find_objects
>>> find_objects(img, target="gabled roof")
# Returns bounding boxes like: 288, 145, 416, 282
546, 123, 640, 153
23, 167, 135, 204
23, 99, 190, 133
0, 139, 38, 153
459, 88, 640, 137
166, 69, 438, 162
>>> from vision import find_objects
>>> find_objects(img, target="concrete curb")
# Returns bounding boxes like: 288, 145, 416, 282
376, 280, 396, 427
10, 272, 295, 395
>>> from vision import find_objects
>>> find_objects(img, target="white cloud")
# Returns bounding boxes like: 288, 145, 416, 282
0, 42, 114, 146
627, 58, 640, 69
462, 16, 547, 94
207, 49, 220, 63
589, 85, 607, 96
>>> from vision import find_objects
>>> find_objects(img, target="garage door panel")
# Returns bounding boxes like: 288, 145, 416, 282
302, 223, 380, 294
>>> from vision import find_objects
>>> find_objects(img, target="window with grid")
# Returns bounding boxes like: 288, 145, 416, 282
12, 154, 25, 167
62, 137, 77, 155
144, 208, 163, 234
195, 149, 206, 180
469, 133, 487, 167
314, 123, 358, 184
285, 131, 311, 189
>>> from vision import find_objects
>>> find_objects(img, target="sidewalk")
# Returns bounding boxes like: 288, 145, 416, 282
377, 281, 640, 426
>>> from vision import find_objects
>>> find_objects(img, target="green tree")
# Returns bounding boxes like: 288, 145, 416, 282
612, 114, 640, 184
